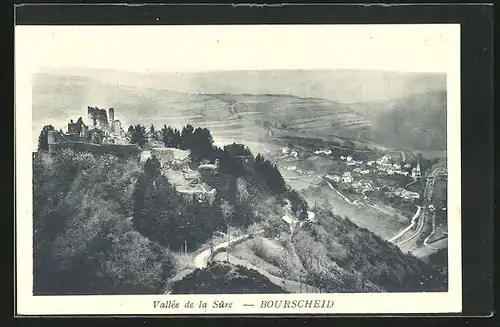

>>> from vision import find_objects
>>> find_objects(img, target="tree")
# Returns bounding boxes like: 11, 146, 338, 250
144, 155, 161, 179
180, 124, 194, 149
130, 124, 147, 148
149, 125, 156, 140
37, 125, 55, 152
220, 199, 234, 224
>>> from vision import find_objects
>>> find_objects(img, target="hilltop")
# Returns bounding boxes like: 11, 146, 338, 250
45, 68, 446, 103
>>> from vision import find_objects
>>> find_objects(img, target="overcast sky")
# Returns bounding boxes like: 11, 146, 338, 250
16, 24, 459, 74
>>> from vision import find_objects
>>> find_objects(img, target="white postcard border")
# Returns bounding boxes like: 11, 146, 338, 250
15, 24, 462, 315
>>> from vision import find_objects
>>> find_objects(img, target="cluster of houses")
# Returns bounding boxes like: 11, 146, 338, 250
276, 146, 423, 203
324, 153, 422, 202
281, 147, 299, 159
338, 154, 422, 180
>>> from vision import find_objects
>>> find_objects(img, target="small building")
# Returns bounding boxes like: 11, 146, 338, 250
367, 161, 375, 166
411, 162, 422, 180
351, 181, 363, 189
342, 172, 353, 184
394, 188, 405, 197
362, 181, 373, 189
326, 174, 341, 183
376, 155, 391, 166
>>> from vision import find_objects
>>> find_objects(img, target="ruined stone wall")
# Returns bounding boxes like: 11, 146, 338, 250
87, 106, 109, 129
48, 141, 141, 159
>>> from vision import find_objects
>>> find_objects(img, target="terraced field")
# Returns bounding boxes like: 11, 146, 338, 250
214, 94, 373, 142
32, 73, 378, 154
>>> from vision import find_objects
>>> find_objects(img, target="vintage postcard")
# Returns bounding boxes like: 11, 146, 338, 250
15, 24, 461, 315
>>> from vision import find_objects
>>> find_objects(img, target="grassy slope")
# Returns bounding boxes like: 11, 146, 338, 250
292, 209, 447, 292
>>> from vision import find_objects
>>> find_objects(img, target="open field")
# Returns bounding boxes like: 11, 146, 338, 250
300, 183, 409, 240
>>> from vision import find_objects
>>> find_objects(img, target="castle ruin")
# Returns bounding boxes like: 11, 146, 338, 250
46, 106, 135, 158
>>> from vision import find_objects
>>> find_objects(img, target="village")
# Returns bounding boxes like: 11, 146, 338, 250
277, 145, 424, 211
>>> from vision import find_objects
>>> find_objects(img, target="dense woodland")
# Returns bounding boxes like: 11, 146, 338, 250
33, 149, 176, 294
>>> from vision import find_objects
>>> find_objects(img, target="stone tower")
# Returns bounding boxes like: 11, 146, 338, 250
109, 108, 115, 123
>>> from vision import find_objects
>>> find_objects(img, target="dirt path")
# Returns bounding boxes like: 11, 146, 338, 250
194, 230, 265, 269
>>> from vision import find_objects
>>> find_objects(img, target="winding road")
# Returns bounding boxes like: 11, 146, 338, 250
388, 205, 422, 243
389, 162, 447, 248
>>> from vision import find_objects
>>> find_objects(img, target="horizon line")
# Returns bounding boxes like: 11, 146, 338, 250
38, 66, 448, 75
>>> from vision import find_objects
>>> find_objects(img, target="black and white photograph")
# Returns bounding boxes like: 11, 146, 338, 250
16, 24, 461, 315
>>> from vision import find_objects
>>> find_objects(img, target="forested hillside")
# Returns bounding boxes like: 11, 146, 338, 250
33, 150, 176, 294
33, 122, 444, 294
293, 208, 447, 292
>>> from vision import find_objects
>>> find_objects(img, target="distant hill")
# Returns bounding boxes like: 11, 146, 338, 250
46, 68, 446, 103
347, 91, 447, 151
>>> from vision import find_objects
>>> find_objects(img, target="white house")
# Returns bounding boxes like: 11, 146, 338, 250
315, 149, 332, 155
342, 172, 353, 183
376, 155, 391, 165
326, 174, 341, 183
